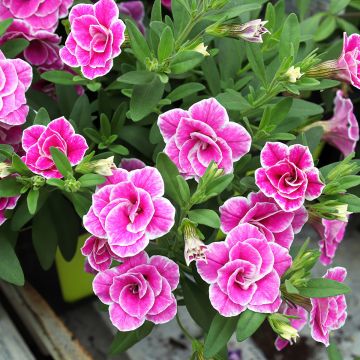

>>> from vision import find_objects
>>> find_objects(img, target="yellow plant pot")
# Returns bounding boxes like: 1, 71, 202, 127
55, 233, 94, 303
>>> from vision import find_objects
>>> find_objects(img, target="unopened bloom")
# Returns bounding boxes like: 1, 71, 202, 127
193, 43, 210, 56
83, 166, 175, 257
22, 117, 88, 179
161, 0, 171, 10
306, 91, 359, 157
270, 316, 299, 344
92, 156, 116, 176
310, 267, 348, 346
255, 142, 324, 211
274, 303, 308, 351
93, 252, 179, 331
158, 98, 251, 180
0, 195, 19, 226
0, 124, 22, 152
0, 0, 73, 32
311, 217, 347, 266
0, 163, 11, 178
183, 222, 207, 266
60, 0, 126, 79
307, 33, 360, 89
118, 1, 145, 34
285, 66, 302, 83
81, 235, 122, 272
119, 158, 145, 171
197, 223, 292, 316
220, 191, 308, 249
207, 19, 269, 43
0, 50, 32, 127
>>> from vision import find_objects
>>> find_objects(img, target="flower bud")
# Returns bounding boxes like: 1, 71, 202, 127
285, 66, 302, 83
183, 221, 207, 266
0, 162, 11, 178
64, 178, 81, 192
268, 314, 300, 344
193, 43, 210, 57
76, 156, 116, 176
207, 19, 269, 43
31, 175, 46, 190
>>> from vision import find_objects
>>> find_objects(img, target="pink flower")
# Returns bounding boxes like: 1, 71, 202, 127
119, 158, 146, 171
0, 195, 19, 226
21, 117, 88, 179
0, 50, 32, 127
274, 303, 308, 351
0, 21, 63, 72
158, 98, 251, 180
83, 166, 175, 257
93, 252, 179, 331
255, 142, 324, 212
310, 267, 348, 346
0, 0, 73, 32
311, 218, 347, 266
220, 191, 308, 249
60, 0, 126, 79
161, 0, 171, 10
118, 1, 145, 34
0, 124, 22, 152
197, 223, 292, 316
337, 33, 360, 89
81, 235, 122, 272
320, 90, 359, 156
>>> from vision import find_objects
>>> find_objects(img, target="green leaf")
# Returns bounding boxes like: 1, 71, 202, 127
0, 144, 14, 159
330, 0, 351, 14
0, 38, 29, 58
188, 209, 220, 228
117, 71, 156, 85
100, 113, 111, 137
27, 189, 39, 215
126, 19, 151, 63
167, 82, 205, 102
285, 279, 299, 294
181, 276, 216, 331
246, 43, 267, 86
46, 178, 65, 189
204, 3, 261, 21
0, 234, 24, 285
110, 322, 154, 354
158, 26, 174, 62
33, 107, 51, 126
170, 51, 204, 74
67, 192, 92, 218
78, 174, 106, 187
48, 194, 80, 261
0, 177, 23, 197
151, 0, 162, 22
11, 154, 32, 176
130, 76, 164, 121
297, 278, 351, 298
108, 144, 129, 155
314, 16, 337, 42
279, 13, 300, 60
204, 174, 234, 200
40, 70, 75, 85
204, 314, 239, 358
0, 19, 13, 37
336, 194, 360, 213
176, 175, 190, 204
32, 204, 58, 270
50, 147, 73, 178
236, 310, 267, 342
70, 95, 91, 130
156, 153, 183, 205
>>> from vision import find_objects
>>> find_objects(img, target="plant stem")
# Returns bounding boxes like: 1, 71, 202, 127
176, 313, 195, 341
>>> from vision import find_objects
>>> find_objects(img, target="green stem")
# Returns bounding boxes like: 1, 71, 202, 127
176, 313, 195, 341
175, 14, 203, 50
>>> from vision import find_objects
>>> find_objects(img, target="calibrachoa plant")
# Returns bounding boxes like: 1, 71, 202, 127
0, 0, 359, 358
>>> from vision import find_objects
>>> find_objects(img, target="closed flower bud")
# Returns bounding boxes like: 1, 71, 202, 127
207, 20, 269, 43
92, 156, 116, 176
0, 163, 11, 178
64, 178, 81, 192
183, 222, 207, 266
193, 43, 210, 57
285, 66, 302, 83
269, 314, 300, 345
